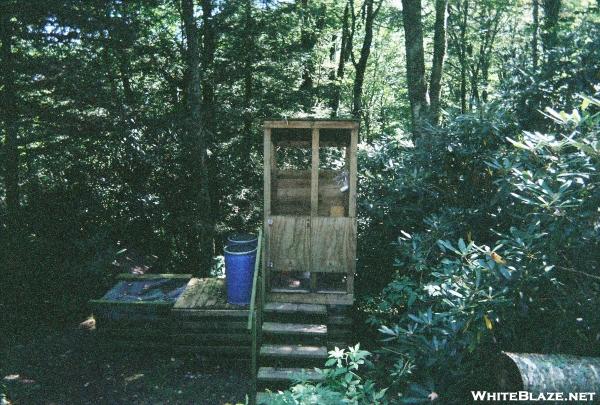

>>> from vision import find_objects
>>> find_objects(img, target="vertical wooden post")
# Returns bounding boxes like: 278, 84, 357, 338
264, 127, 272, 294
311, 127, 320, 216
264, 127, 272, 218
310, 127, 319, 291
348, 125, 358, 217
348, 125, 358, 295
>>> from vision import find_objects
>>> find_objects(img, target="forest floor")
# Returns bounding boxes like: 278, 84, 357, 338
1, 324, 250, 405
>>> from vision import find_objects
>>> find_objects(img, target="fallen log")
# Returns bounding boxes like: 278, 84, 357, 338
498, 352, 600, 394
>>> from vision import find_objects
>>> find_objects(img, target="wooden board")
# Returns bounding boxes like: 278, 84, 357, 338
173, 278, 244, 310
264, 120, 359, 129
267, 292, 354, 305
116, 273, 192, 281
262, 322, 327, 336
269, 216, 310, 273
264, 127, 272, 220
311, 128, 319, 216
310, 217, 356, 273
348, 127, 358, 217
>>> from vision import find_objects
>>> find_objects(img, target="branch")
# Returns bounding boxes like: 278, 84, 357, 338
556, 266, 600, 281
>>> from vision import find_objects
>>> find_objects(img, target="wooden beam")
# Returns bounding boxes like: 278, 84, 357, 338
273, 140, 348, 148
264, 127, 272, 293
348, 127, 358, 217
264, 120, 359, 129
116, 273, 192, 281
311, 128, 319, 216
267, 292, 354, 305
172, 309, 250, 318
90, 299, 173, 307
264, 127, 272, 220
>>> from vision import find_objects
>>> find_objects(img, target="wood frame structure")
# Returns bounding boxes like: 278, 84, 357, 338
263, 119, 358, 305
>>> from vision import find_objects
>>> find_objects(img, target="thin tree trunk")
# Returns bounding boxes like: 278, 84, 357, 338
541, 0, 561, 52
1, 10, 20, 240
352, 0, 381, 119
299, 0, 314, 93
181, 0, 215, 276
541, 0, 561, 75
201, 0, 216, 138
328, 33, 337, 112
480, 12, 502, 102
402, 0, 428, 140
459, 0, 469, 114
330, 0, 350, 116
242, 0, 254, 142
200, 0, 220, 252
428, 0, 448, 125
532, 0, 539, 70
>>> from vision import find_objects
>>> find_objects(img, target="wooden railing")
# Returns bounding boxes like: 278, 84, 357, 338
248, 229, 263, 405
247, 228, 263, 330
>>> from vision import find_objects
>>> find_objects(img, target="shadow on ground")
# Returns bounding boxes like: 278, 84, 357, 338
1, 326, 250, 405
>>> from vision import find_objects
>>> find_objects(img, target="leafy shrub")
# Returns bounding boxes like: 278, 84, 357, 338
265, 345, 387, 405
364, 96, 600, 402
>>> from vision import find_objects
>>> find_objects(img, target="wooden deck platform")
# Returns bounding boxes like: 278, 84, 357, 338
92, 275, 251, 357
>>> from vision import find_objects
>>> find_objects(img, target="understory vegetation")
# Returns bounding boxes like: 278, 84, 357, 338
1, 0, 599, 403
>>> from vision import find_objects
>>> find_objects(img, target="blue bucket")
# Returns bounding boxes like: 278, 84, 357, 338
224, 243, 257, 305
227, 233, 258, 248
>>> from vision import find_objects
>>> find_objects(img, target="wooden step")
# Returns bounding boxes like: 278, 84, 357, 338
264, 302, 327, 316
262, 322, 327, 336
257, 367, 324, 383
260, 344, 328, 360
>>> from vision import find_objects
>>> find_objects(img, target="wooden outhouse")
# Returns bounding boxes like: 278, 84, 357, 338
263, 119, 358, 305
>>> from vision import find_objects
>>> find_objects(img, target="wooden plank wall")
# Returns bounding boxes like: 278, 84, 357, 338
94, 306, 251, 356
268, 216, 311, 273
310, 218, 356, 273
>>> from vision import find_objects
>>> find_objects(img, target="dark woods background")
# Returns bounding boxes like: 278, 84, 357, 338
1, 0, 600, 401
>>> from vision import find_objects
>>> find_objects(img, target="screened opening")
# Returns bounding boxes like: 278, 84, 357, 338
270, 129, 313, 216
270, 271, 311, 292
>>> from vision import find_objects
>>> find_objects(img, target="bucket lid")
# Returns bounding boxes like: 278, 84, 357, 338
227, 233, 257, 244
224, 243, 257, 255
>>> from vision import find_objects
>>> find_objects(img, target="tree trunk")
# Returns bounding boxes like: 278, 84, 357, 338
181, 0, 215, 276
0, 10, 20, 240
428, 0, 448, 125
480, 11, 502, 102
352, 0, 380, 119
201, 0, 216, 139
299, 0, 314, 94
402, 0, 428, 140
541, 0, 561, 52
330, 0, 350, 116
499, 352, 600, 395
458, 0, 469, 114
532, 0, 539, 70
242, 0, 254, 143
541, 0, 561, 75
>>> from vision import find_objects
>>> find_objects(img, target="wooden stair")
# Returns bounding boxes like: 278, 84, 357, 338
263, 302, 328, 316
257, 366, 324, 383
260, 343, 328, 360
255, 301, 329, 398
262, 322, 327, 337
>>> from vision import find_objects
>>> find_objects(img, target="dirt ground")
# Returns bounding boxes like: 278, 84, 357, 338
1, 326, 251, 405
